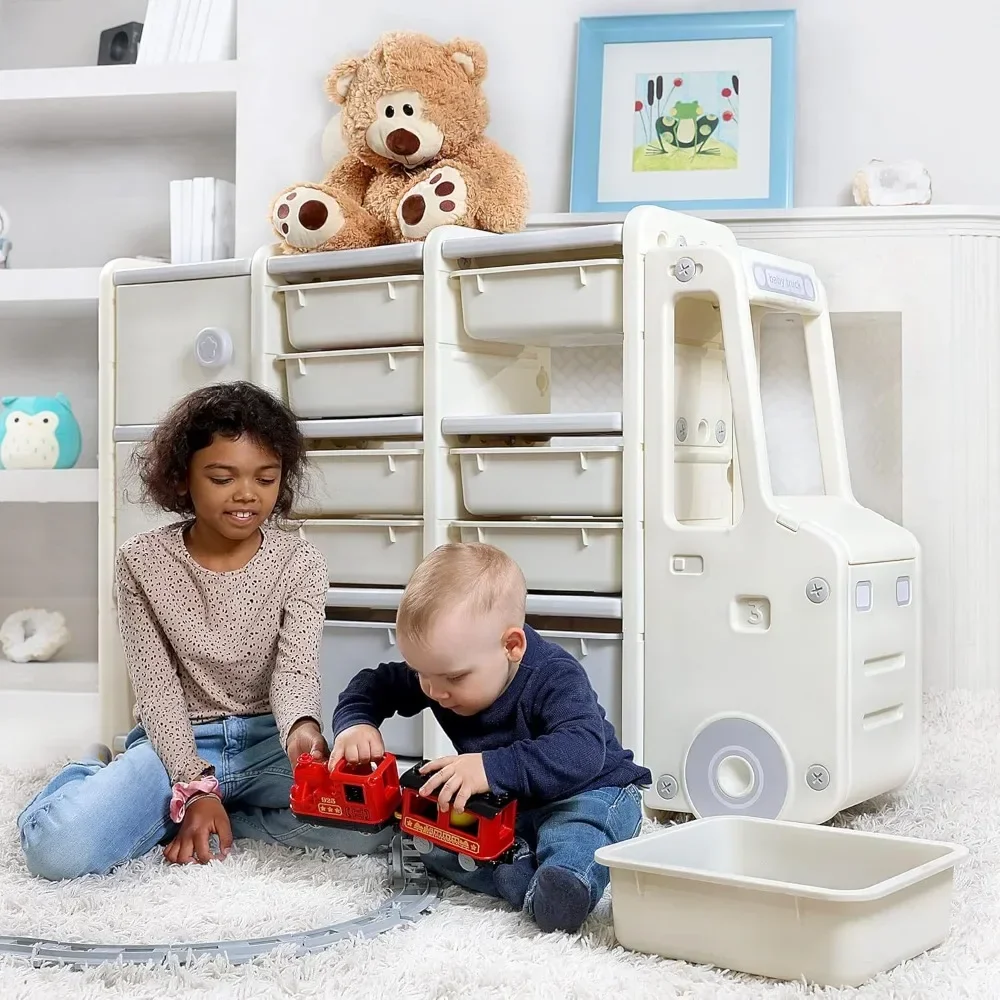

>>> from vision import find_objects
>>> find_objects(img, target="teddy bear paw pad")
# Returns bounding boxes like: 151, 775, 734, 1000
273, 187, 345, 250
397, 167, 468, 240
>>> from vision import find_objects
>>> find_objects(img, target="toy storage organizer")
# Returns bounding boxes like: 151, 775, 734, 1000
102, 207, 921, 828
252, 230, 631, 760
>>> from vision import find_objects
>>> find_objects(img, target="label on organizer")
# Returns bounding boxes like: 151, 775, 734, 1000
752, 263, 816, 302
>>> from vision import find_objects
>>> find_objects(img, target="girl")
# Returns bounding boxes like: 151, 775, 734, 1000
18, 381, 363, 880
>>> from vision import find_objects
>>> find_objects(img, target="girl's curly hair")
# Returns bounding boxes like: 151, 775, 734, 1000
134, 381, 307, 522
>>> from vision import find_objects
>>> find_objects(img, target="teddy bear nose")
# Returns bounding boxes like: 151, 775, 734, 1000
385, 128, 421, 156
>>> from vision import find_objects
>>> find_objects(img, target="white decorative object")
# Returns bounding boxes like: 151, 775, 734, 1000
852, 159, 932, 206
0, 609, 71, 663
0, 202, 11, 268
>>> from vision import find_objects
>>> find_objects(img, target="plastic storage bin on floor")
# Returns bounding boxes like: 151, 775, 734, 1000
454, 446, 622, 517
453, 259, 623, 347
281, 275, 423, 351
321, 621, 422, 757
457, 520, 622, 593
300, 520, 423, 587
595, 817, 967, 988
278, 347, 423, 419
297, 447, 423, 517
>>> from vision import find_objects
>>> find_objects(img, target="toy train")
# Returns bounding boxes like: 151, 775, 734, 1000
290, 751, 518, 871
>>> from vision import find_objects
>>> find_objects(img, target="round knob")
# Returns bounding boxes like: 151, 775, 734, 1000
194, 327, 233, 369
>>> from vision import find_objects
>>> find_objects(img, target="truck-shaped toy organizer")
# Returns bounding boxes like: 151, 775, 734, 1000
99, 205, 921, 827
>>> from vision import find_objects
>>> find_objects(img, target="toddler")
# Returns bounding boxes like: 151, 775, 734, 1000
18, 381, 345, 879
330, 541, 652, 933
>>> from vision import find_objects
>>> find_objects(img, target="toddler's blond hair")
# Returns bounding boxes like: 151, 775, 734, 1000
396, 543, 526, 643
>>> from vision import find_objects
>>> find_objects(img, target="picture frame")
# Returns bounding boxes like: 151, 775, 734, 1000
569, 10, 796, 213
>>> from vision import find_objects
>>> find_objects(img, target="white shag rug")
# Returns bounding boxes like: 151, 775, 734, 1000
0, 691, 994, 1000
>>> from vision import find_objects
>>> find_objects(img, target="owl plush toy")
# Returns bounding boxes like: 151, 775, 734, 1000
0, 395, 82, 470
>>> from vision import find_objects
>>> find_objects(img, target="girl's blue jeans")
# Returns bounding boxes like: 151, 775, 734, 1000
17, 713, 643, 923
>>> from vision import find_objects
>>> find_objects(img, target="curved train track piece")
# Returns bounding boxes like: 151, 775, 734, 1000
0, 836, 440, 969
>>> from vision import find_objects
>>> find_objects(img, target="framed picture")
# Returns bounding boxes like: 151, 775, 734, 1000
569, 10, 796, 213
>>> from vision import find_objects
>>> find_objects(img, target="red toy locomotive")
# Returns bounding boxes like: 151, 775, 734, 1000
290, 751, 518, 870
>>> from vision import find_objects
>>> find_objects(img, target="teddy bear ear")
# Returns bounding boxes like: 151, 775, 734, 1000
445, 38, 487, 84
325, 56, 361, 106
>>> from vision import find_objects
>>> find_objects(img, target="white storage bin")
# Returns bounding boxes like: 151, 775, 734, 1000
297, 447, 423, 517
281, 275, 423, 351
115, 273, 251, 426
539, 630, 622, 735
457, 520, 622, 593
301, 519, 423, 587
454, 258, 623, 347
454, 446, 622, 516
595, 817, 967, 988
321, 621, 422, 757
279, 347, 423, 419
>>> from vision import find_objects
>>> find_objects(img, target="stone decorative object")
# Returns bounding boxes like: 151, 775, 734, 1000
852, 159, 932, 207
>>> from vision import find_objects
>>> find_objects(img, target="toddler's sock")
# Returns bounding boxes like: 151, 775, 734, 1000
531, 865, 592, 933
493, 840, 536, 909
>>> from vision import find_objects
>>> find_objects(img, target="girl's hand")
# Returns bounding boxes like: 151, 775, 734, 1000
287, 718, 328, 766
164, 796, 233, 864
329, 724, 384, 770
419, 754, 489, 813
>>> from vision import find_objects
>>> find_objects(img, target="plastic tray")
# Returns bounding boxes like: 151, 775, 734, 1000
281, 274, 423, 351
297, 447, 423, 517
453, 258, 623, 347
300, 519, 423, 587
454, 445, 622, 516
595, 816, 967, 987
456, 520, 622, 593
278, 347, 423, 420
538, 630, 622, 735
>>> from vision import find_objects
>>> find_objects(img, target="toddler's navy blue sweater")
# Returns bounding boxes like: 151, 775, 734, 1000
332, 625, 651, 808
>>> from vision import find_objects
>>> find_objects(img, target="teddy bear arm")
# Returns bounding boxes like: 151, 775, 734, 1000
323, 155, 375, 204
461, 139, 530, 234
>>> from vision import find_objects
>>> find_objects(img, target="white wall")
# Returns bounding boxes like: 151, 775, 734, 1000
234, 0, 1000, 255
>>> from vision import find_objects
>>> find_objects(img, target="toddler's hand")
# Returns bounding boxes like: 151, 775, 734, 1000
287, 718, 328, 766
329, 724, 385, 771
419, 753, 489, 813
164, 795, 233, 865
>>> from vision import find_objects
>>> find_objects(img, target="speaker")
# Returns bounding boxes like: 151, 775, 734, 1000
97, 22, 143, 66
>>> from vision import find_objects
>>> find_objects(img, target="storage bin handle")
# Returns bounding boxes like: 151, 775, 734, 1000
579, 637, 589, 657
580, 527, 590, 548
475, 274, 485, 294
385, 280, 397, 301
475, 453, 485, 473
296, 289, 308, 308
578, 266, 588, 287
476, 526, 487, 544
297, 357, 308, 376
578, 451, 588, 471
387, 627, 396, 646
386, 454, 396, 473
386, 352, 397, 372
387, 525, 396, 543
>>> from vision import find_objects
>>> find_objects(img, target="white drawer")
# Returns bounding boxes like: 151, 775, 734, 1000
454, 258, 623, 347
115, 275, 251, 426
297, 447, 423, 517
457, 520, 622, 593
538, 629, 623, 737
454, 445, 622, 516
281, 275, 423, 351
279, 347, 423, 419
321, 620, 422, 758
114, 441, 177, 547
301, 519, 423, 587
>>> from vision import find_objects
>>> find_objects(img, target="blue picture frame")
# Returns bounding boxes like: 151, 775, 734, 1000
570, 10, 796, 213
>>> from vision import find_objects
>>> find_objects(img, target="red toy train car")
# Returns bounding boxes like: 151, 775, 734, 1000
290, 752, 518, 870
290, 752, 401, 833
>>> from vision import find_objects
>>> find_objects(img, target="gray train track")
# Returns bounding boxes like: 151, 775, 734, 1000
0, 836, 440, 969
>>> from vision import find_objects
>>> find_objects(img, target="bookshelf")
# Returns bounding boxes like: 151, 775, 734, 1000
0, 0, 237, 767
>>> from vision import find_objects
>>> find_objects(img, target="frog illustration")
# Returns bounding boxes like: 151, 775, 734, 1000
656, 100, 720, 153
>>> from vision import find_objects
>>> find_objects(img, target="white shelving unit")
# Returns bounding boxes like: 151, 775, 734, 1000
0, 0, 239, 767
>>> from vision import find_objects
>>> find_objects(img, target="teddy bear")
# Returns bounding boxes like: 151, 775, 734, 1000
269, 31, 529, 253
